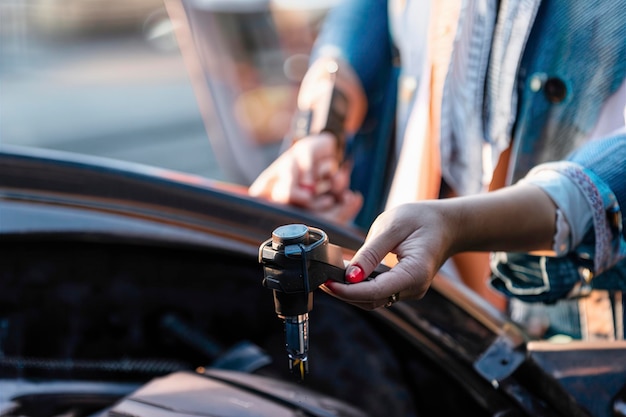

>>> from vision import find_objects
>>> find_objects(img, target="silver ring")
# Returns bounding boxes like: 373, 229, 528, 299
385, 292, 399, 308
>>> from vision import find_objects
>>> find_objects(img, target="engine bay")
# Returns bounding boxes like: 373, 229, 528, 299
0, 237, 490, 417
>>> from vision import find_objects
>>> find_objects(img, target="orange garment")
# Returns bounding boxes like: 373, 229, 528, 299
422, 0, 461, 200
385, 1, 461, 206
428, 1, 507, 310
385, 1, 507, 310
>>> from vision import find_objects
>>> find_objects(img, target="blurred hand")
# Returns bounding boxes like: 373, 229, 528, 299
248, 133, 363, 224
249, 56, 367, 225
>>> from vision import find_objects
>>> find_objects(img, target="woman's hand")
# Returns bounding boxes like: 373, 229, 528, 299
323, 201, 454, 309
323, 185, 558, 309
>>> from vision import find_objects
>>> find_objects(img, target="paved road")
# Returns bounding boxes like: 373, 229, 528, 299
0, 30, 227, 182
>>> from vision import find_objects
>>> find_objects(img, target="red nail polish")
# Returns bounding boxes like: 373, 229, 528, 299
345, 265, 365, 283
324, 279, 334, 286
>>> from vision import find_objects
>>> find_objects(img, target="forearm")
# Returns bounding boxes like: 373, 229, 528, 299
519, 132, 626, 275
442, 184, 557, 256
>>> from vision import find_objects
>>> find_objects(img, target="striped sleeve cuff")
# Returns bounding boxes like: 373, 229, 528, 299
520, 161, 623, 275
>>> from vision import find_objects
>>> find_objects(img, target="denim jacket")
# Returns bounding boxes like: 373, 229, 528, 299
313, 0, 626, 337
490, 136, 626, 302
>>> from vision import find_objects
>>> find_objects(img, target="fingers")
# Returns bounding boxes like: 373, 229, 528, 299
309, 189, 363, 223
320, 204, 442, 309
321, 264, 430, 310
335, 189, 363, 223
349, 227, 403, 279
330, 162, 352, 196
348, 204, 427, 276
270, 170, 314, 206
248, 133, 339, 207
251, 165, 361, 225
249, 153, 313, 206
320, 284, 389, 310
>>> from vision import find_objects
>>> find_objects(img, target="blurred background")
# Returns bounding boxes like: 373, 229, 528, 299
0, 0, 338, 185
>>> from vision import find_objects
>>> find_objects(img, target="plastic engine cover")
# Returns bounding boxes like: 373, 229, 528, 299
107, 370, 368, 417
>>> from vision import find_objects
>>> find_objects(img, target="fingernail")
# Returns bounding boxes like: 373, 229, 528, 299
299, 183, 316, 193
324, 279, 333, 286
345, 264, 365, 283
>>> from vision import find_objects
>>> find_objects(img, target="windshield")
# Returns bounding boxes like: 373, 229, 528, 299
0, 0, 334, 185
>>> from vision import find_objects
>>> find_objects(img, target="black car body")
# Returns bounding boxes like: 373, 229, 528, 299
1, 145, 626, 417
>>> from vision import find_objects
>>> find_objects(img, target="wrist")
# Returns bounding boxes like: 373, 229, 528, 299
430, 200, 465, 262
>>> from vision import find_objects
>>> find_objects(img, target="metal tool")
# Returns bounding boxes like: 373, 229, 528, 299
259, 224, 387, 380
286, 60, 348, 165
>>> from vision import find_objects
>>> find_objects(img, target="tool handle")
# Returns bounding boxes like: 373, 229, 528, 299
316, 242, 390, 285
